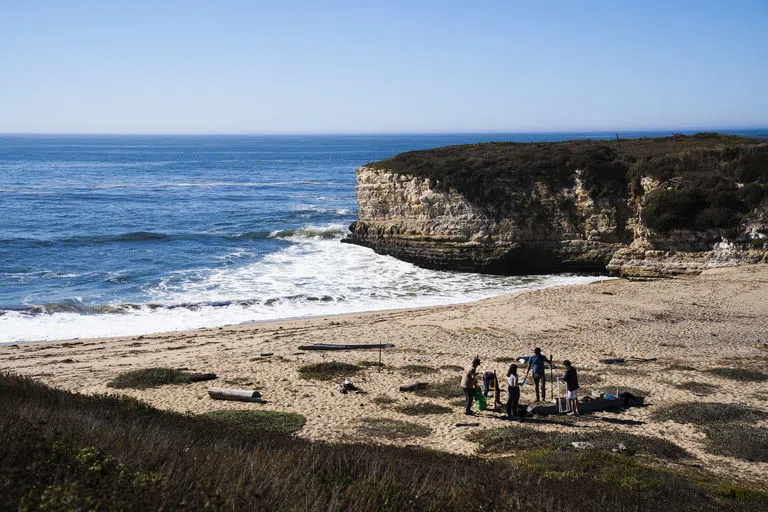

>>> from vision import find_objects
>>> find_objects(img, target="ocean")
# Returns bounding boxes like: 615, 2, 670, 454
2, 131, 764, 343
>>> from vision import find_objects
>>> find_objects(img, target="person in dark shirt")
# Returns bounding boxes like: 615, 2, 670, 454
505, 364, 520, 420
562, 360, 580, 416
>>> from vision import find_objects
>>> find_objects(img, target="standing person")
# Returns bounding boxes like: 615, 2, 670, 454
525, 348, 551, 402
461, 357, 481, 415
505, 364, 520, 420
563, 360, 580, 416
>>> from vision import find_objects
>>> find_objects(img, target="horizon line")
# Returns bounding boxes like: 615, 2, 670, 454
1, 126, 767, 137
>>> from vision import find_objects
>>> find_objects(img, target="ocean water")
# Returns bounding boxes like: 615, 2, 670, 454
2, 131, 764, 343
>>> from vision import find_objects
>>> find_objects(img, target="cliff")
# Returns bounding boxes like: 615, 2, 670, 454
344, 134, 768, 278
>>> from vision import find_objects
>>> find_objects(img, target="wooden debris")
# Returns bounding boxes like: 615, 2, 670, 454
207, 386, 266, 403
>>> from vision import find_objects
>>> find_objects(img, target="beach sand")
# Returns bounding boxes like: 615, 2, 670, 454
2, 264, 767, 482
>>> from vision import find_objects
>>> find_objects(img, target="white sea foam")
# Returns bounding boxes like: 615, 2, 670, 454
0, 226, 609, 343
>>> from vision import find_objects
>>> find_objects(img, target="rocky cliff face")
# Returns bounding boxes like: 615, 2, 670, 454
344, 137, 768, 278
345, 165, 626, 274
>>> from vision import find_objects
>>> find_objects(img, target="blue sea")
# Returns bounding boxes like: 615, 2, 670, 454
2, 131, 765, 343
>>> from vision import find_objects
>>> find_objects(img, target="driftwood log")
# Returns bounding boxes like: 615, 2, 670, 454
298, 343, 395, 351
189, 373, 217, 383
399, 382, 428, 392
207, 386, 266, 403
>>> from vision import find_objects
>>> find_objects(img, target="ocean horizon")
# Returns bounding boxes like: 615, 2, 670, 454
2, 130, 765, 343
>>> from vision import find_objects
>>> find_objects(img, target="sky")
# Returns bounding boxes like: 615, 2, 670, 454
1, 1, 767, 134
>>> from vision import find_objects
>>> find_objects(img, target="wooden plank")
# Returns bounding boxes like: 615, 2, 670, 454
297, 343, 395, 351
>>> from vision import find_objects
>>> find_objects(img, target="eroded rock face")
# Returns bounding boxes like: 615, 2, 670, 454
344, 166, 624, 274
344, 165, 768, 278
607, 202, 768, 277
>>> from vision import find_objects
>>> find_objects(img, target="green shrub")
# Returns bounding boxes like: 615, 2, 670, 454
298, 362, 360, 381
202, 410, 306, 435
106, 368, 191, 389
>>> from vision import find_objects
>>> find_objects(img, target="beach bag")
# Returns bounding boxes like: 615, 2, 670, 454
473, 386, 487, 411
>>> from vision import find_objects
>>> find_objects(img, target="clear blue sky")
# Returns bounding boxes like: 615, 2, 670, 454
1, 1, 766, 134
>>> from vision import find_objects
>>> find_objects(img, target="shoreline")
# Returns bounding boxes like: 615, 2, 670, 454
0, 273, 610, 345
2, 264, 767, 483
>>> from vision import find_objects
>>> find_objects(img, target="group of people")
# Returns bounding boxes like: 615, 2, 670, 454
461, 347, 580, 419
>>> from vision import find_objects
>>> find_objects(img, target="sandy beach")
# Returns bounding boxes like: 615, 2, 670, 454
3, 264, 767, 483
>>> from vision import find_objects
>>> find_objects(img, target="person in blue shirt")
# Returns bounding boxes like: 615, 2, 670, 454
525, 347, 551, 402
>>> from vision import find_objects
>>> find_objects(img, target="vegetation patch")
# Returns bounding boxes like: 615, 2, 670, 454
298, 362, 360, 381
467, 425, 689, 461
666, 363, 697, 371
1, 372, 762, 511
514, 449, 689, 494
372, 395, 397, 405
357, 360, 386, 368
439, 364, 464, 372
705, 367, 768, 382
357, 418, 432, 440
106, 368, 193, 389
494, 356, 519, 363
413, 379, 463, 399
202, 410, 306, 435
652, 402, 766, 425
399, 364, 439, 375
700, 424, 768, 463
673, 381, 717, 395
397, 402, 452, 416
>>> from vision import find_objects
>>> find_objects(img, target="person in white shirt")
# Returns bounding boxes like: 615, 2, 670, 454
505, 364, 521, 420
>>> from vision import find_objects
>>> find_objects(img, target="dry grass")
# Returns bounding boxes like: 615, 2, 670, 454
298, 362, 361, 381
700, 424, 768, 463
705, 367, 768, 382
467, 425, 690, 460
1, 373, 763, 511
652, 402, 766, 425
202, 410, 306, 435
357, 418, 432, 440
673, 381, 717, 396
357, 360, 386, 368
396, 402, 452, 416
106, 368, 192, 389
399, 364, 439, 376
413, 379, 463, 399
372, 395, 397, 405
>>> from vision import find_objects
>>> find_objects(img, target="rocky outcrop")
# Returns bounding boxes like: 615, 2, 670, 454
345, 166, 626, 274
344, 137, 768, 278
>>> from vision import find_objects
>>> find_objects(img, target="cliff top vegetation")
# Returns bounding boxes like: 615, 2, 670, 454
368, 133, 768, 231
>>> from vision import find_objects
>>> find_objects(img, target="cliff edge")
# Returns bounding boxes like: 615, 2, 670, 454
344, 134, 768, 278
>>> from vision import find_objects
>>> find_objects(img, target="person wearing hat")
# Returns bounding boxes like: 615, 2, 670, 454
461, 357, 481, 415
